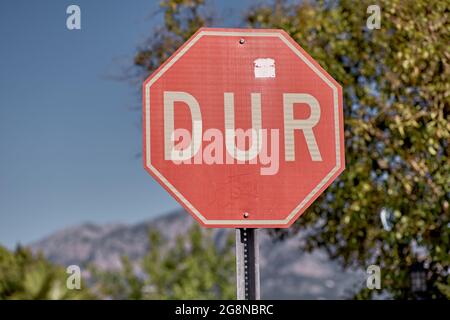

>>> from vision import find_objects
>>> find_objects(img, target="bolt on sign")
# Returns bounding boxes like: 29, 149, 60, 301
143, 28, 345, 228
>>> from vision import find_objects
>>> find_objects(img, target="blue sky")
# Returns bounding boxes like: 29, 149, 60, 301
0, 0, 260, 248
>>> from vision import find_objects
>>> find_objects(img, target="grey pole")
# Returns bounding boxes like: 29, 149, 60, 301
236, 228, 260, 300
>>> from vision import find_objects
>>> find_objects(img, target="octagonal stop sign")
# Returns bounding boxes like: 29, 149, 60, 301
143, 28, 345, 228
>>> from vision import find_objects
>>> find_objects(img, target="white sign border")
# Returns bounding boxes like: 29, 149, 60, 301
144, 30, 342, 226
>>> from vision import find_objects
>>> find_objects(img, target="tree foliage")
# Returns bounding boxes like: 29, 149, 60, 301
244, 0, 449, 299
93, 225, 235, 300
134, 0, 449, 299
0, 245, 92, 299
134, 0, 211, 78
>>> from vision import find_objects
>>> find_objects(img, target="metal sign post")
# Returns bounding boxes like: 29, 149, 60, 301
236, 228, 260, 300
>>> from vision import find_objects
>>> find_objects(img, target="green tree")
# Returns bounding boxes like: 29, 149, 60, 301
437, 281, 450, 299
246, 0, 449, 299
0, 245, 93, 299
143, 226, 235, 299
133, 0, 211, 79
90, 256, 144, 300
94, 225, 235, 299
134, 0, 448, 299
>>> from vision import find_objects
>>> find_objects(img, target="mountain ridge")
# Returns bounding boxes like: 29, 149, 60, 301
30, 210, 362, 299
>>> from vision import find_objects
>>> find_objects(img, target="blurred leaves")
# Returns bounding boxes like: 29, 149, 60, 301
133, 0, 449, 299
245, 0, 449, 299
0, 245, 92, 300
437, 281, 450, 299
93, 225, 235, 300
133, 0, 211, 78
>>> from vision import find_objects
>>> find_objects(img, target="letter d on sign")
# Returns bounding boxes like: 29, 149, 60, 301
164, 91, 202, 161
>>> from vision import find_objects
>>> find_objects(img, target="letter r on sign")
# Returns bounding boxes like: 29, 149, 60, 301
283, 93, 322, 161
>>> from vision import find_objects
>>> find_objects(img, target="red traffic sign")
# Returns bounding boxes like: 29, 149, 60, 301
143, 28, 344, 228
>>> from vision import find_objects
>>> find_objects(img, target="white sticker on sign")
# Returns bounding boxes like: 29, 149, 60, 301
254, 58, 275, 78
